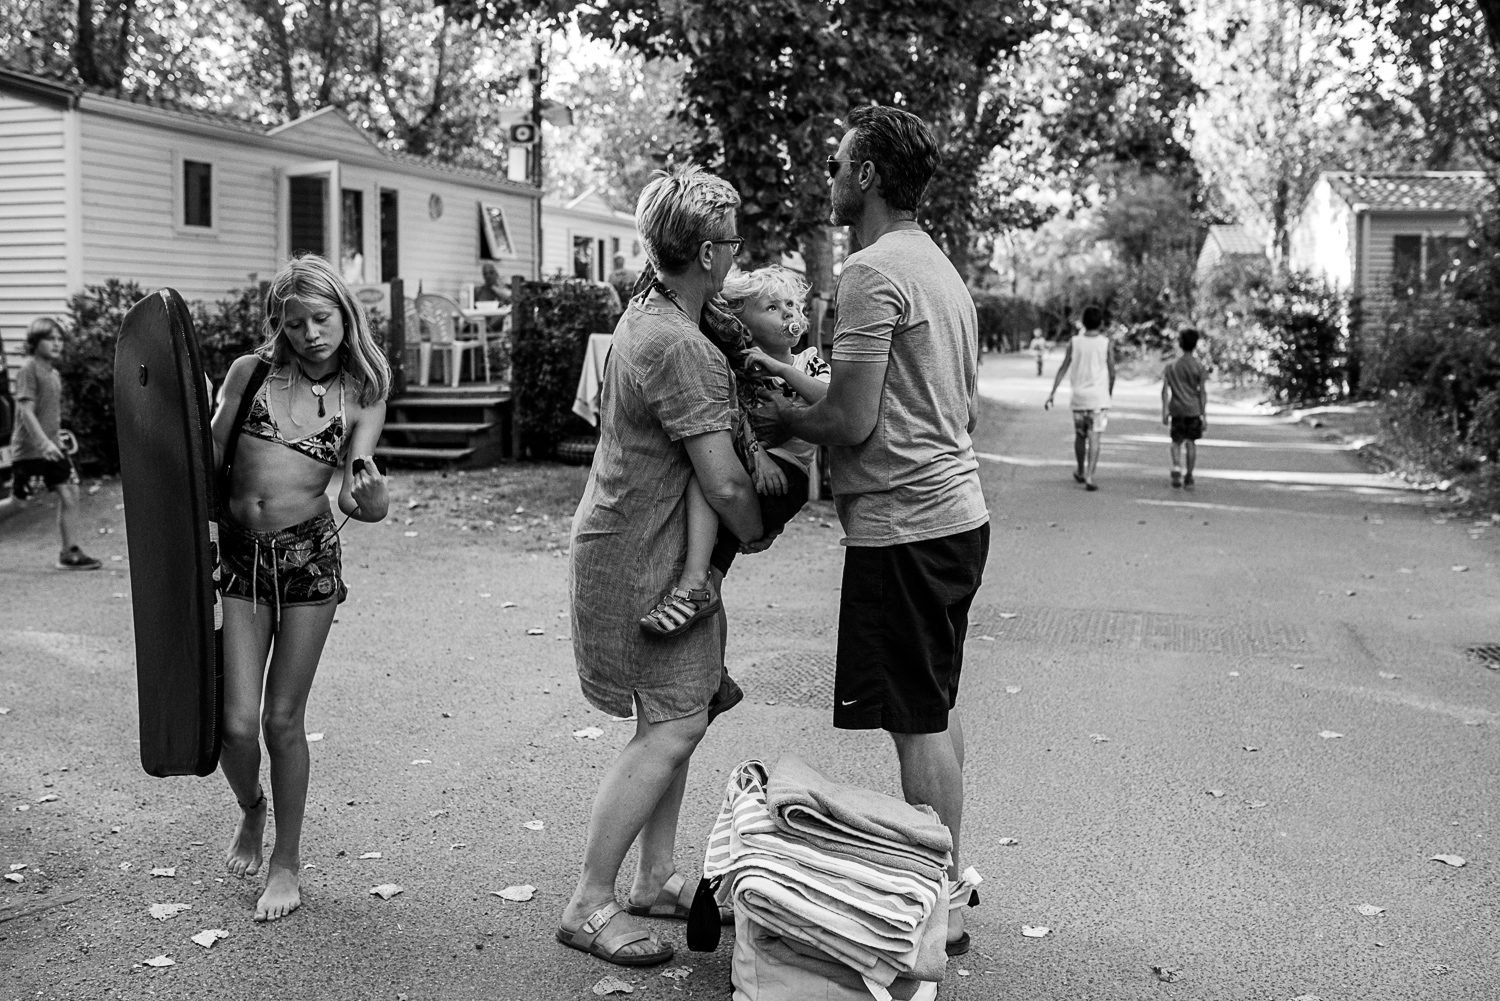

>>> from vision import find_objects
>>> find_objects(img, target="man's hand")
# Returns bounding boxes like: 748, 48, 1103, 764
750, 388, 796, 442
751, 448, 788, 496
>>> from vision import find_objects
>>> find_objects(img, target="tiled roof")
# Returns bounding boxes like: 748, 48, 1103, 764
1207, 224, 1263, 256
1325, 172, 1493, 213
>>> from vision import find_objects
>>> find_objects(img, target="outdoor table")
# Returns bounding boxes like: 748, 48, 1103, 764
571, 333, 613, 427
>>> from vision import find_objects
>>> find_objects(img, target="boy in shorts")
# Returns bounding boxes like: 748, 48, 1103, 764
11, 318, 101, 570
1161, 327, 1208, 489
1045, 305, 1115, 491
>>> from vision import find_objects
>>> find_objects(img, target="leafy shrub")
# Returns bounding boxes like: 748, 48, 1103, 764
1249, 274, 1350, 404
971, 291, 1042, 352
58, 279, 149, 472
510, 278, 621, 458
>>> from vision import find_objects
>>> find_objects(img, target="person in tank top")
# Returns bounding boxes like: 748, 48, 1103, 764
1045, 304, 1116, 491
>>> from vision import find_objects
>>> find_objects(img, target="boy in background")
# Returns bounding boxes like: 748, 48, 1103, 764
1028, 328, 1047, 376
1045, 305, 1115, 491
1161, 328, 1209, 489
11, 317, 100, 570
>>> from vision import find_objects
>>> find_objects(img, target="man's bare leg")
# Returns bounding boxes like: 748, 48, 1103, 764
891, 713, 965, 944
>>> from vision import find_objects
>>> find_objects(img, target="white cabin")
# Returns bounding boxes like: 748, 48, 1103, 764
540, 188, 646, 280
0, 65, 541, 343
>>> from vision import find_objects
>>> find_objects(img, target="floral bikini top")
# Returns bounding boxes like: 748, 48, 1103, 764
239, 369, 348, 468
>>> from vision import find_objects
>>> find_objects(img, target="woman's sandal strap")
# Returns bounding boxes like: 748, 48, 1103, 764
560, 901, 672, 965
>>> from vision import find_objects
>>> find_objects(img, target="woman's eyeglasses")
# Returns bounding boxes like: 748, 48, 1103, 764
827, 157, 859, 179
709, 238, 744, 256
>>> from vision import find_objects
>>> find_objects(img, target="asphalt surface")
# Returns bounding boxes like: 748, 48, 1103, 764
3, 350, 1499, 1000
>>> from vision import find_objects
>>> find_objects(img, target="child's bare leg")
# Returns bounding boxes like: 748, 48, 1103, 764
56, 481, 80, 551
1185, 441, 1197, 477
1170, 441, 1183, 473
254, 600, 335, 922
677, 475, 720, 594
221, 598, 273, 878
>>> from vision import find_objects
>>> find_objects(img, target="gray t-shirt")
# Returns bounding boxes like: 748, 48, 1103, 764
829, 229, 988, 547
12, 357, 62, 461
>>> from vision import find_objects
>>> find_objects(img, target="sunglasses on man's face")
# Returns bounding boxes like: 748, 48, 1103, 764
709, 238, 744, 256
827, 157, 860, 179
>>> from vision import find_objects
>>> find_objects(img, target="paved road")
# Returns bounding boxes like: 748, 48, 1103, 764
3, 351, 1499, 999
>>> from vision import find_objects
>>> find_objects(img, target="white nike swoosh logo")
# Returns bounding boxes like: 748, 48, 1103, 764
840, 699, 857, 706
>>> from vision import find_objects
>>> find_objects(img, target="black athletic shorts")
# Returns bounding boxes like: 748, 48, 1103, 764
11, 456, 79, 500
1170, 415, 1205, 443
833, 523, 990, 734
709, 453, 809, 577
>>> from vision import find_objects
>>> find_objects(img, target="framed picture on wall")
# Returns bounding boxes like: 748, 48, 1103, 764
479, 202, 515, 259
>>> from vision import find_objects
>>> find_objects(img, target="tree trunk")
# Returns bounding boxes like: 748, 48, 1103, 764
245, 0, 300, 120
75, 0, 101, 86
315, 0, 343, 107
113, 0, 134, 88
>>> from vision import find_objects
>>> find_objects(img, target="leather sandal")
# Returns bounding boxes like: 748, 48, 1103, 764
556, 900, 674, 967
640, 586, 721, 638
626, 871, 733, 925
946, 866, 984, 957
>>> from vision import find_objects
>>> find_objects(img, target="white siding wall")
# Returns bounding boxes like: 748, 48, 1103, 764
541, 207, 646, 278
0, 93, 69, 352
392, 173, 536, 301
1289, 178, 1354, 289
1360, 212, 1470, 314
79, 112, 281, 302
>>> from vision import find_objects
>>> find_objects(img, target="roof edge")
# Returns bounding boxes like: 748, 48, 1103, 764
0, 65, 80, 110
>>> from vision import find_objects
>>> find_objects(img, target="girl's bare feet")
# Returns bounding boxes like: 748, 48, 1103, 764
254, 861, 301, 922
225, 793, 266, 877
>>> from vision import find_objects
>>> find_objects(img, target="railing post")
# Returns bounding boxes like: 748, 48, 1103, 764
388, 277, 406, 397
509, 274, 525, 461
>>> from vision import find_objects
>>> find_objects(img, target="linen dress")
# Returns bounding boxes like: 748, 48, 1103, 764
569, 290, 737, 722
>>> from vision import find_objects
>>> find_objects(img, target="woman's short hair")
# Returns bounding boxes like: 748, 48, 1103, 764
635, 165, 740, 273
846, 105, 939, 213
25, 316, 66, 354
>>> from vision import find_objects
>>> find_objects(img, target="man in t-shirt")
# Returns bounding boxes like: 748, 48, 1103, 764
11, 318, 100, 570
757, 105, 989, 957
1161, 327, 1209, 489
607, 254, 638, 306
1044, 305, 1115, 491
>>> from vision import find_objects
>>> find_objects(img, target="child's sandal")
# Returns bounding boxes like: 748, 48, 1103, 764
640, 587, 720, 638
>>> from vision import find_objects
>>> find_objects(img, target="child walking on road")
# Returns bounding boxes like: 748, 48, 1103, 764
1162, 328, 1208, 489
10, 318, 101, 570
1045, 305, 1115, 491
638, 265, 829, 639
210, 254, 391, 922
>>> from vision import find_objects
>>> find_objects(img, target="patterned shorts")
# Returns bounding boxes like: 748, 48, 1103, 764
219, 510, 347, 615
1072, 409, 1109, 435
11, 457, 79, 500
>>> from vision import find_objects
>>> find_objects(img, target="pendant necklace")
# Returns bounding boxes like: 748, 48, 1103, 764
298, 365, 340, 418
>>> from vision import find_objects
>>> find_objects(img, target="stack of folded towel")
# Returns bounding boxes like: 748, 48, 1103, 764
703, 755, 954, 1000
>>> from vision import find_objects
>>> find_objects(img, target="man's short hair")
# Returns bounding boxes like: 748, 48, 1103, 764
635, 164, 740, 273
1178, 328, 1200, 351
25, 316, 66, 354
1081, 305, 1104, 330
846, 105, 939, 213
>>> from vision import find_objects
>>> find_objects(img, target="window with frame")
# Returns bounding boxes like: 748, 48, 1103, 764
183, 160, 212, 228
1391, 235, 1422, 299
479, 202, 515, 259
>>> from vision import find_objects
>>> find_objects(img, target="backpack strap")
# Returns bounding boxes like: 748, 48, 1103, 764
217, 357, 270, 512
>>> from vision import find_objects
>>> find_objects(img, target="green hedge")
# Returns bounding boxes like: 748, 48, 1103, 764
510, 278, 621, 458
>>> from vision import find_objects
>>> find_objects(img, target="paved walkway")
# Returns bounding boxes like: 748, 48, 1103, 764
3, 351, 1498, 999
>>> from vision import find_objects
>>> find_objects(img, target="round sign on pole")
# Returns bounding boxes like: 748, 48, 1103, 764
509, 122, 537, 146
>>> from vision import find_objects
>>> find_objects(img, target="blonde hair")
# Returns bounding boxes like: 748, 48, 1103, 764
635, 164, 740, 273
260, 254, 391, 407
718, 265, 810, 339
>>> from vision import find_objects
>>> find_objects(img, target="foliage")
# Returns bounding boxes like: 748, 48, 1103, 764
510, 277, 619, 457
57, 279, 148, 473
193, 287, 266, 387
1247, 273, 1349, 403
972, 292, 1042, 352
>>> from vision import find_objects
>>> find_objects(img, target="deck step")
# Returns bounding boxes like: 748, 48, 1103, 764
400, 383, 510, 397
390, 395, 509, 409
374, 445, 477, 463
383, 421, 494, 434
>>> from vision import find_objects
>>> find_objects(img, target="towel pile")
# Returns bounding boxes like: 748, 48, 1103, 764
704, 755, 953, 999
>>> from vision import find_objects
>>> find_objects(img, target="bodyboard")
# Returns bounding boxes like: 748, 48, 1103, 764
114, 289, 222, 777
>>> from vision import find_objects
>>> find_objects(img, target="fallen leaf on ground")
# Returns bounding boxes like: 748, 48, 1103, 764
359, 852, 382, 860
593, 975, 634, 995
573, 727, 604, 740
1430, 855, 1466, 867
1021, 925, 1050, 938
1228, 671, 1240, 677
37, 794, 58, 803
410, 759, 432, 765
149, 903, 191, 921
0, 708, 8, 714
1242, 745, 1260, 752
306, 733, 324, 742
1378, 672, 1400, 680
1150, 965, 1183, 983
501, 601, 517, 608
403, 531, 419, 538
1247, 801, 1268, 809
660, 967, 692, 980
1319, 731, 1344, 740
998, 612, 1019, 619
494, 884, 535, 902
3, 873, 21, 883
1291, 995, 1322, 1001
150, 867, 176, 877
998, 837, 1020, 846
975, 635, 996, 642
957, 969, 970, 976
526, 628, 545, 636
190, 929, 229, 948
523, 820, 545, 831
1356, 904, 1385, 916
369, 884, 404, 899
429, 809, 448, 818
8, 864, 25, 872
1292, 663, 1304, 670
14, 805, 28, 812
1089, 734, 1110, 743
1452, 565, 1469, 572
1005, 686, 1022, 695
1207, 789, 1225, 798
119, 862, 131, 870
450, 843, 467, 850
142, 955, 175, 968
